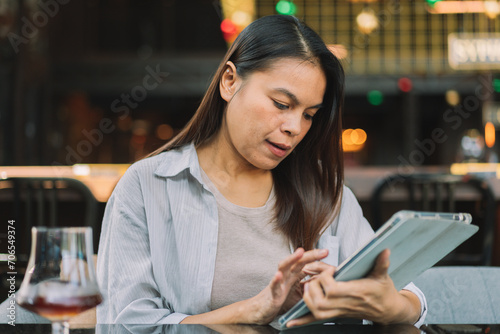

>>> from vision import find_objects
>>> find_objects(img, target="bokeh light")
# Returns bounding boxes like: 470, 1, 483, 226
485, 122, 496, 148
343, 128, 367, 152
367, 90, 383, 106
276, 1, 297, 15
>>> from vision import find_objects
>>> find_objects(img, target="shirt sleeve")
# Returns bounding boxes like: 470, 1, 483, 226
335, 186, 376, 263
336, 186, 428, 327
96, 166, 189, 324
402, 283, 428, 328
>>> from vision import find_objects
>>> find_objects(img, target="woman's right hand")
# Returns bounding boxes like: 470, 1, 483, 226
181, 248, 328, 325
244, 247, 329, 324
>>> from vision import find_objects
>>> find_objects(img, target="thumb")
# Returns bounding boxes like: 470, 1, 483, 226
368, 249, 390, 279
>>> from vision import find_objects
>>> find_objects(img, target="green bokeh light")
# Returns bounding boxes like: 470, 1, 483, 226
493, 78, 500, 93
426, 0, 442, 7
276, 1, 297, 15
367, 90, 383, 106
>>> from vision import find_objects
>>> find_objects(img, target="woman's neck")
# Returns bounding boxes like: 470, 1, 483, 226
196, 134, 273, 208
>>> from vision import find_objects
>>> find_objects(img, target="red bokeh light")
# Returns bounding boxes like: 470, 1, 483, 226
398, 77, 413, 93
220, 19, 238, 41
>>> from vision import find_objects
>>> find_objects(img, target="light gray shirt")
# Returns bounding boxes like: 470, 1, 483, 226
96, 143, 427, 326
199, 168, 292, 310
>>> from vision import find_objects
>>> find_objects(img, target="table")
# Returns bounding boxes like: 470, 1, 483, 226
1, 323, 499, 334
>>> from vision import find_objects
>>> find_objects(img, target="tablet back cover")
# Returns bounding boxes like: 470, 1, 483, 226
278, 210, 478, 328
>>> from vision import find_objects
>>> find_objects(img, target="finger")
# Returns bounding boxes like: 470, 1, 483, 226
300, 276, 317, 286
314, 267, 337, 298
368, 249, 391, 279
268, 271, 285, 298
280, 249, 328, 277
277, 249, 329, 292
277, 248, 305, 272
295, 249, 328, 269
270, 269, 283, 285
286, 249, 329, 273
286, 313, 316, 328
303, 273, 341, 319
303, 276, 325, 308
303, 261, 335, 276
305, 248, 329, 261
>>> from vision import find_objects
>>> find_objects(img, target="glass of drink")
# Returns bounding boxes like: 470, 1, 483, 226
17, 227, 102, 334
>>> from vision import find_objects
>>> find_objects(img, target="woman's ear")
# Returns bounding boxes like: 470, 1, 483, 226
220, 61, 239, 102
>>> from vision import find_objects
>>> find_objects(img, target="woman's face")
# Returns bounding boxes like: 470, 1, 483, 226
220, 58, 327, 170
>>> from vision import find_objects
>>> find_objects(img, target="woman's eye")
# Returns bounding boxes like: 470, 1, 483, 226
273, 100, 289, 110
303, 113, 314, 121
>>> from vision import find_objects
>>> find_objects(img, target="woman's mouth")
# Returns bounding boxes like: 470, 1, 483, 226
266, 140, 291, 158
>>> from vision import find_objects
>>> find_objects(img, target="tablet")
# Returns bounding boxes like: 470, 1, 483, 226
278, 210, 477, 329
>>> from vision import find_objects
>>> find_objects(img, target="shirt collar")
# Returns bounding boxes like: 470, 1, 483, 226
154, 143, 203, 184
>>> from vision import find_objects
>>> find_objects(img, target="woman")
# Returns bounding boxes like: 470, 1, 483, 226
96, 15, 426, 327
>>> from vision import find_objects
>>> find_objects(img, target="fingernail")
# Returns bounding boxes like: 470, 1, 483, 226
304, 282, 309, 292
319, 249, 328, 256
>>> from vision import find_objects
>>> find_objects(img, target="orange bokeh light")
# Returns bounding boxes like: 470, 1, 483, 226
343, 128, 367, 152
485, 122, 496, 148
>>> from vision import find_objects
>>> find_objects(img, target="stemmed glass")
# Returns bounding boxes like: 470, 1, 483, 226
17, 227, 102, 334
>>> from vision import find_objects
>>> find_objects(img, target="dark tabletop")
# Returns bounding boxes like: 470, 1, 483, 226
1, 324, 500, 334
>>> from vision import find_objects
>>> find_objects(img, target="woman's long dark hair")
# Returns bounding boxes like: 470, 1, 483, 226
148, 15, 345, 250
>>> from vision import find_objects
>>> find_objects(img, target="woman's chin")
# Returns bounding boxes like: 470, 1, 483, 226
251, 158, 283, 171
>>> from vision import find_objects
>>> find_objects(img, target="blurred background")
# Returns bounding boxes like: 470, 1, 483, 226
1, 1, 500, 300
1, 0, 499, 167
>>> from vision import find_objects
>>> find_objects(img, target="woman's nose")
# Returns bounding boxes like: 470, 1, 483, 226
280, 113, 302, 136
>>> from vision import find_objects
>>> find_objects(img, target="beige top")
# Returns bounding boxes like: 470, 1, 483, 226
200, 169, 291, 310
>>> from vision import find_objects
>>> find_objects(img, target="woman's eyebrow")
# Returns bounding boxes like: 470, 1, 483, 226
273, 88, 323, 109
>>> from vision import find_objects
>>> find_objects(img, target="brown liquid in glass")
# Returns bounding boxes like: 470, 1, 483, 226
19, 294, 102, 322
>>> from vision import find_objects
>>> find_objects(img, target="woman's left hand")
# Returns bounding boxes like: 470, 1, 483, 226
286, 249, 421, 327
279, 259, 334, 314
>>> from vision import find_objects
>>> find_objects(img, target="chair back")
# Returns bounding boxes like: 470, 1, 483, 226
0, 177, 99, 298
413, 266, 500, 324
370, 173, 495, 266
